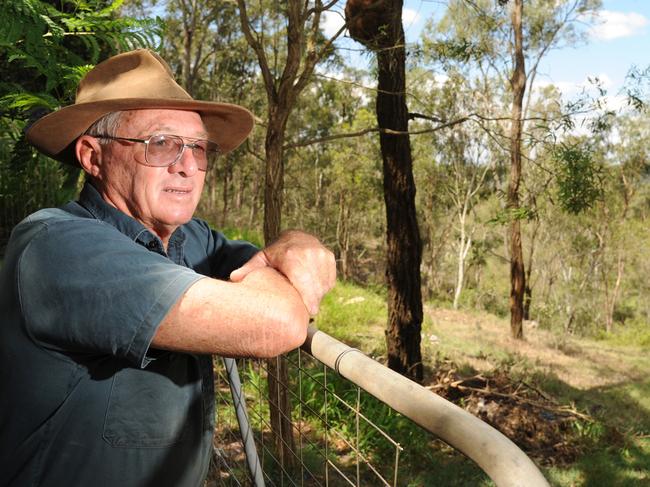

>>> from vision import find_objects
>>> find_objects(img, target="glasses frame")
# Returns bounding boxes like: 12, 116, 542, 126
88, 133, 220, 171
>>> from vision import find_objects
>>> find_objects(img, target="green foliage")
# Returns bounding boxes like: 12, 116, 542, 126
571, 418, 606, 446
296, 367, 428, 456
488, 205, 537, 225
0, 0, 161, 114
623, 64, 650, 112
554, 143, 603, 214
0, 0, 161, 243
602, 322, 650, 349
422, 38, 486, 65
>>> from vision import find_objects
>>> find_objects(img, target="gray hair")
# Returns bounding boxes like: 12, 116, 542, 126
84, 111, 124, 144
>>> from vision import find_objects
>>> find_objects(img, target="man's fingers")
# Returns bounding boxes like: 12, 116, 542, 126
238, 231, 337, 315
292, 278, 320, 316
229, 251, 269, 282
291, 249, 336, 315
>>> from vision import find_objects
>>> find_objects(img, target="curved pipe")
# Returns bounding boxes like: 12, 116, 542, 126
301, 327, 549, 487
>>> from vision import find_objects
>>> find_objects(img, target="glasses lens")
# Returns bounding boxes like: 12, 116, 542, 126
189, 140, 220, 169
145, 134, 219, 170
146, 134, 184, 166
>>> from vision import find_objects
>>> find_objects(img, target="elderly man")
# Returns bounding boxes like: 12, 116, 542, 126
0, 49, 335, 486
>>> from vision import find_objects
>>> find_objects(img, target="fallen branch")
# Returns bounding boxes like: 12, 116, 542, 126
451, 384, 593, 422
426, 374, 592, 422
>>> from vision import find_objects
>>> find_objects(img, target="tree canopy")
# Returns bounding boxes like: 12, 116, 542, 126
1, 0, 649, 348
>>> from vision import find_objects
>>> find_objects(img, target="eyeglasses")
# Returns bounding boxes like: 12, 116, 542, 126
88, 133, 220, 171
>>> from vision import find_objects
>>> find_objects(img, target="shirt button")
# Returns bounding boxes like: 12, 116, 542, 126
146, 241, 157, 249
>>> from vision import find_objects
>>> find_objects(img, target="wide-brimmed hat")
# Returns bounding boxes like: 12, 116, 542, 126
26, 49, 254, 164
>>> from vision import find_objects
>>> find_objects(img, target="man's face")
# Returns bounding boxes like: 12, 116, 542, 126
97, 109, 208, 242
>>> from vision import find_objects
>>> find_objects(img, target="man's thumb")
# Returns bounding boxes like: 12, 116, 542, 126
229, 252, 267, 282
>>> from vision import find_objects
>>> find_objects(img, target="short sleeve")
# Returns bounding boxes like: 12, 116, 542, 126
17, 219, 203, 367
181, 219, 259, 279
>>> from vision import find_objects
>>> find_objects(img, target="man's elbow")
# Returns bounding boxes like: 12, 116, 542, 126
258, 301, 309, 358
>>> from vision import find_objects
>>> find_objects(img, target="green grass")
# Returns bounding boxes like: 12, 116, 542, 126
240, 351, 492, 486
219, 226, 264, 248
600, 321, 650, 348
545, 438, 650, 487
312, 280, 650, 487
313, 281, 387, 353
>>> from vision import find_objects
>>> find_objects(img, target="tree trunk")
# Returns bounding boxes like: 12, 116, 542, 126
263, 105, 295, 467
336, 192, 351, 280
220, 159, 232, 229
376, 0, 423, 382
453, 207, 471, 310
523, 217, 539, 320
180, 0, 197, 97
508, 0, 526, 340
237, 0, 347, 467
603, 252, 624, 333
263, 113, 287, 242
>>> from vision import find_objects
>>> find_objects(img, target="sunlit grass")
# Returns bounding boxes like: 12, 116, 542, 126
313, 280, 387, 354
310, 280, 650, 486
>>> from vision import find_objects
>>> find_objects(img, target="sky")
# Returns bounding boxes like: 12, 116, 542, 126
322, 0, 650, 103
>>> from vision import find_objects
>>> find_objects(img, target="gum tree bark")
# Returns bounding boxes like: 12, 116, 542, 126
508, 0, 527, 340
346, 0, 423, 381
237, 0, 343, 466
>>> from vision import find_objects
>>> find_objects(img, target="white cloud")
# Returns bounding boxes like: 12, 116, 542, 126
537, 73, 615, 98
321, 10, 346, 38
589, 10, 648, 40
403, 8, 421, 27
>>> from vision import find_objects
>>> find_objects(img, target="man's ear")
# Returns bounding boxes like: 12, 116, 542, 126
76, 135, 103, 179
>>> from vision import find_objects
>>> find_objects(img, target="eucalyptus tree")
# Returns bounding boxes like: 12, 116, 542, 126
235, 0, 344, 466
236, 0, 344, 243
344, 0, 425, 381
426, 0, 601, 339
589, 113, 650, 332
516, 84, 566, 319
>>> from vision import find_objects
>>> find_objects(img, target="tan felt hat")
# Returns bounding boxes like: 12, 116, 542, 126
26, 49, 254, 164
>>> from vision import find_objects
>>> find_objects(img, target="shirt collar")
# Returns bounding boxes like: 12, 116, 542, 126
77, 181, 187, 261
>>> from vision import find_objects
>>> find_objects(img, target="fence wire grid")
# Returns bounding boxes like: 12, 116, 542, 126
207, 350, 414, 487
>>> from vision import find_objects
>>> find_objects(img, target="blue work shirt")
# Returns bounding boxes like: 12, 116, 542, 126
0, 182, 258, 486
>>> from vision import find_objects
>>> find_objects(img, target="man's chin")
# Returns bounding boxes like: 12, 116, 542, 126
158, 211, 195, 228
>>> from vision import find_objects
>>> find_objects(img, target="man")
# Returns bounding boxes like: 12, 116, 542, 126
0, 49, 335, 486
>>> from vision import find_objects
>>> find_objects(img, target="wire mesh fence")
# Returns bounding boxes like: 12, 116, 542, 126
208, 350, 410, 487
207, 328, 550, 487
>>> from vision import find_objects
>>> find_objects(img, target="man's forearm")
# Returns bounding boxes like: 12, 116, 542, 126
152, 266, 310, 358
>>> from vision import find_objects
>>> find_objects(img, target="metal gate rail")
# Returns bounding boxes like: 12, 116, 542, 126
300, 327, 549, 487
214, 326, 550, 486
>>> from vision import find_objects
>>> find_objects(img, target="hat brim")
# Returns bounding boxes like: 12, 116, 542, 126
26, 98, 255, 164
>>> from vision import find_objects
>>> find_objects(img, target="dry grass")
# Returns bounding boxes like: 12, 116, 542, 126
423, 307, 647, 390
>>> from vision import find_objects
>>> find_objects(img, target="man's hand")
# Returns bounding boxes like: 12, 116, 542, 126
230, 230, 336, 315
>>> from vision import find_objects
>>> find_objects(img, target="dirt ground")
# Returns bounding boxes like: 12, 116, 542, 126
425, 364, 588, 465
418, 307, 648, 466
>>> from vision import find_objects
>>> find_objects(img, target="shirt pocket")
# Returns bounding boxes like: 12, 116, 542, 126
102, 354, 200, 448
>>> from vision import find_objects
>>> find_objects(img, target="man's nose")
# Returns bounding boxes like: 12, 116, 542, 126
169, 145, 199, 176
